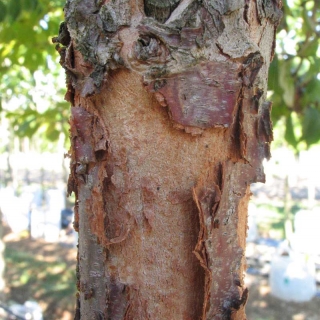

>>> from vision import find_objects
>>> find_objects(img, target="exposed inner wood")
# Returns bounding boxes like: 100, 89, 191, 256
77, 70, 230, 318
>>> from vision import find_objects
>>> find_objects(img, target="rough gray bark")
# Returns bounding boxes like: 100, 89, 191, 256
54, 0, 282, 319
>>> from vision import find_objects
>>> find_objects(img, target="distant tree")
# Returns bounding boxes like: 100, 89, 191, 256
55, 0, 281, 318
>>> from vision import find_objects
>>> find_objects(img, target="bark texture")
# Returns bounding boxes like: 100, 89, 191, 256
55, 0, 282, 319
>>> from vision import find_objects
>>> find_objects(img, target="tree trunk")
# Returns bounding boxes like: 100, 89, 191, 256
55, 0, 282, 318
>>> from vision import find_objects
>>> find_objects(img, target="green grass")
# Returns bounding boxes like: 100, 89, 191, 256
253, 202, 308, 239
5, 241, 76, 319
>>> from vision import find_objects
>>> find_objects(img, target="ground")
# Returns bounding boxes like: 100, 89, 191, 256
2, 227, 320, 320
3, 227, 76, 320
245, 274, 320, 320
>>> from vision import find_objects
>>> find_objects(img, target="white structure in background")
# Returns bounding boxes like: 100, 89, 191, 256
299, 149, 320, 208
9, 300, 43, 320
263, 146, 320, 205
247, 203, 258, 242
43, 189, 64, 242
291, 208, 320, 256
269, 206, 320, 302
270, 241, 316, 302
29, 188, 65, 242
0, 186, 65, 243
0, 186, 31, 233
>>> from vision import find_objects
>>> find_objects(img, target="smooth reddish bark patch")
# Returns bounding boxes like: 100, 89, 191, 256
146, 61, 242, 129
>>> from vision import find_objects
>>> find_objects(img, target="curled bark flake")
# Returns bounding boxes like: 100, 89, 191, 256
154, 92, 168, 107
253, 87, 264, 113
73, 203, 79, 231
76, 163, 87, 175
197, 183, 222, 220
87, 164, 133, 246
74, 293, 81, 320
242, 52, 264, 88
69, 106, 132, 247
67, 172, 76, 197
65, 81, 75, 105
52, 21, 71, 47
206, 161, 249, 319
257, 100, 273, 160
258, 101, 273, 142
53, 33, 76, 103
193, 164, 224, 319
193, 161, 251, 319
95, 164, 134, 246
229, 54, 264, 161
71, 107, 96, 164
193, 187, 213, 318
107, 277, 130, 320
61, 42, 100, 98
93, 116, 108, 154
229, 74, 251, 162
70, 106, 109, 163
239, 87, 270, 183
221, 287, 248, 319
68, 105, 133, 247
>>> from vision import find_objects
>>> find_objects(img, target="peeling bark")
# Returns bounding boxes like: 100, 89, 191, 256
55, 0, 281, 318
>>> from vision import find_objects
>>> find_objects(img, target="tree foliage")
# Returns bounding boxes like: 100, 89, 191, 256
269, 0, 320, 149
0, 0, 319, 149
0, 0, 68, 145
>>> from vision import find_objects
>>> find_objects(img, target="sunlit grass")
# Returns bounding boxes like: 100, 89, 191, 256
4, 238, 76, 320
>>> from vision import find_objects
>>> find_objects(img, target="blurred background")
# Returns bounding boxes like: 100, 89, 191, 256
0, 0, 320, 319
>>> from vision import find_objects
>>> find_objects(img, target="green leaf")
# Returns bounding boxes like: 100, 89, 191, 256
301, 79, 320, 106
23, 0, 39, 12
268, 57, 283, 94
271, 99, 288, 123
0, 1, 6, 22
299, 39, 319, 58
301, 107, 320, 146
7, 0, 22, 22
301, 6, 314, 35
16, 116, 41, 138
47, 128, 60, 141
279, 61, 295, 108
46, 121, 61, 141
284, 114, 298, 148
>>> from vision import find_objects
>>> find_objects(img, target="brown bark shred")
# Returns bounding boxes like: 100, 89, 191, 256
56, 0, 281, 318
